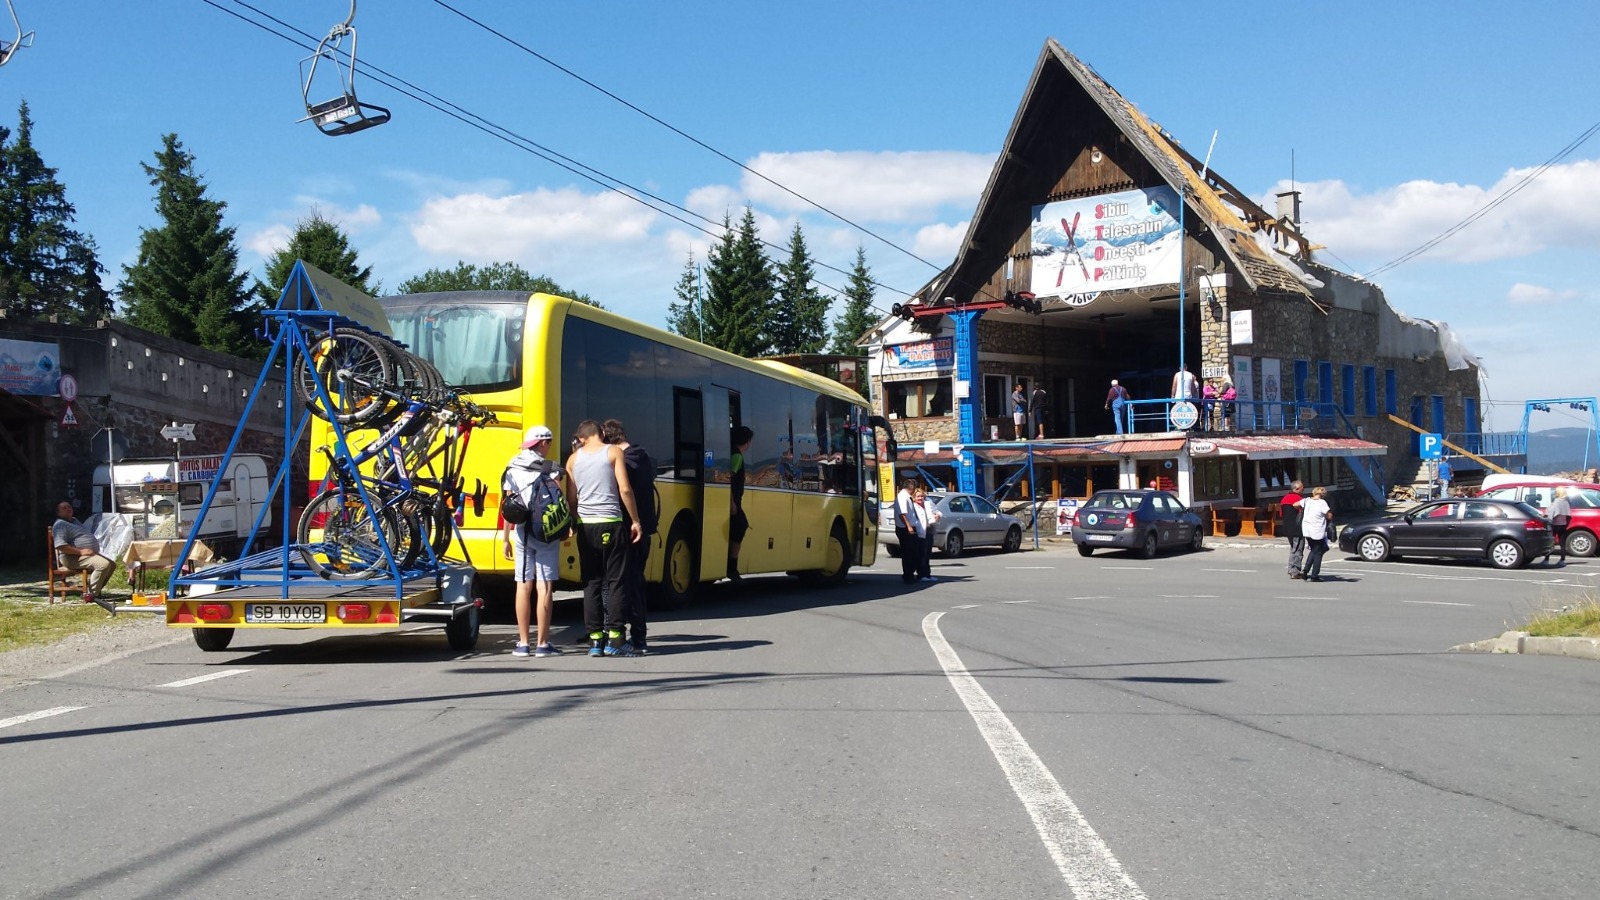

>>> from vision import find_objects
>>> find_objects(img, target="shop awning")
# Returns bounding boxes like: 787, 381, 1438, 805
1206, 434, 1387, 460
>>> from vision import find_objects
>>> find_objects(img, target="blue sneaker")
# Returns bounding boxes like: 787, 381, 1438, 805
604, 641, 640, 657
588, 632, 606, 657
512, 643, 531, 657
532, 643, 561, 657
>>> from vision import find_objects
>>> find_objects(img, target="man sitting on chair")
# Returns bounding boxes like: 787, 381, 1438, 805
52, 500, 118, 614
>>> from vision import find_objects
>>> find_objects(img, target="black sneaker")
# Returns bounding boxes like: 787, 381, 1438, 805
588, 632, 605, 657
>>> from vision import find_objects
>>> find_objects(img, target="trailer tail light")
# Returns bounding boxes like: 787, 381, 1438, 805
196, 603, 232, 622
337, 603, 372, 621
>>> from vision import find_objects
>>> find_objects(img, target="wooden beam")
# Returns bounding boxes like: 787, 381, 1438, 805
1385, 415, 1509, 474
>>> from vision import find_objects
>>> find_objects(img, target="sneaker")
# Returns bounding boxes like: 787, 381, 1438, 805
532, 643, 561, 657
512, 643, 531, 657
604, 641, 640, 657
588, 632, 606, 657
632, 642, 649, 655
920, 576, 937, 582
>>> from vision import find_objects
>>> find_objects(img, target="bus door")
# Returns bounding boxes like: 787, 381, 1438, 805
864, 414, 898, 562
698, 385, 739, 581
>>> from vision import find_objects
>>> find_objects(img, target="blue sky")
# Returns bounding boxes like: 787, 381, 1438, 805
4, 1, 1597, 433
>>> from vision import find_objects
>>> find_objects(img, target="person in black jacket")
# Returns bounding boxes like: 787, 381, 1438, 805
604, 419, 658, 653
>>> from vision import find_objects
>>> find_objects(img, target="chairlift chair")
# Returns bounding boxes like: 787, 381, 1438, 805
0, 0, 35, 68
298, 4, 389, 136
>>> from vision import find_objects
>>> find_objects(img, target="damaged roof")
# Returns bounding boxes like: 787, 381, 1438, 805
922, 38, 1314, 305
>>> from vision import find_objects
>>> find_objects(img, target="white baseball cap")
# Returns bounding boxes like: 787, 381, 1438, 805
521, 425, 554, 447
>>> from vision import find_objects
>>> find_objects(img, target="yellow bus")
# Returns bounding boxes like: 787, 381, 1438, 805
310, 291, 893, 603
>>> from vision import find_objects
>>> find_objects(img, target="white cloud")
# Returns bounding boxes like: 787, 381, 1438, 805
1267, 158, 1600, 267
410, 187, 659, 258
913, 221, 968, 261
1507, 282, 1580, 304
741, 150, 994, 222
244, 223, 292, 258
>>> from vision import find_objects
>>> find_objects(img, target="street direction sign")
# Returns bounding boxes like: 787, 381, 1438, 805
161, 423, 196, 441
1419, 432, 1443, 460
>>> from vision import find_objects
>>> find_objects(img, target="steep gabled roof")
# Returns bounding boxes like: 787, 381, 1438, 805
924, 38, 1313, 305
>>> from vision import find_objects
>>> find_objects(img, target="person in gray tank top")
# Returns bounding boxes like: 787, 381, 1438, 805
565, 419, 642, 657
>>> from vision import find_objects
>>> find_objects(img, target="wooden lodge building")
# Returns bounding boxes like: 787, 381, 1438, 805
865, 39, 1485, 519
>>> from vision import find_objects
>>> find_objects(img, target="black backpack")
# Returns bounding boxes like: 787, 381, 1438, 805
501, 466, 531, 525
526, 471, 573, 543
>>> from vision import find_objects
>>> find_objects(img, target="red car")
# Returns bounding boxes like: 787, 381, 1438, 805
1474, 481, 1600, 557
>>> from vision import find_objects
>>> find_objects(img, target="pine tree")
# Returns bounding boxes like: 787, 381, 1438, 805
829, 246, 878, 356
0, 101, 109, 323
770, 222, 829, 354
664, 252, 703, 340
118, 134, 256, 358
701, 207, 774, 357
258, 210, 380, 303
397, 260, 602, 308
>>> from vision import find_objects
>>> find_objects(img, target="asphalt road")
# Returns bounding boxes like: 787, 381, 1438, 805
3, 541, 1598, 899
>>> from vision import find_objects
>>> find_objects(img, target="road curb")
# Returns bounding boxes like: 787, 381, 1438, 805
1451, 631, 1600, 661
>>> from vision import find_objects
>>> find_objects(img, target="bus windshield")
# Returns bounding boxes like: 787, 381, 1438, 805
383, 293, 526, 390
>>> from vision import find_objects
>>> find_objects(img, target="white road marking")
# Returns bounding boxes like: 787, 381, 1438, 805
1069, 596, 1112, 601
923, 612, 1147, 900
1160, 595, 1219, 599
157, 669, 252, 688
952, 604, 981, 609
1402, 600, 1474, 607
0, 706, 85, 730
1003, 599, 1037, 604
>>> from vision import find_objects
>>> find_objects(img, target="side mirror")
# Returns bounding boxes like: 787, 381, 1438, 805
868, 415, 897, 461
1403, 513, 1415, 524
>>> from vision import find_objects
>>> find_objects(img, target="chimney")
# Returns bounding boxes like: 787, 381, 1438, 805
1275, 190, 1302, 226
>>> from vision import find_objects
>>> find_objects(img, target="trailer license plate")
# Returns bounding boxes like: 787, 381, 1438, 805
245, 604, 326, 624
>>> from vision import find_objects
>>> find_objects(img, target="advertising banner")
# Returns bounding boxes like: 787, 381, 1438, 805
1030, 186, 1182, 305
0, 338, 62, 396
1232, 355, 1256, 430
1260, 358, 1283, 429
881, 337, 953, 381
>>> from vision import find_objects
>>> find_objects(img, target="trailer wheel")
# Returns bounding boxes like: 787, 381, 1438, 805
193, 628, 234, 652
445, 602, 480, 651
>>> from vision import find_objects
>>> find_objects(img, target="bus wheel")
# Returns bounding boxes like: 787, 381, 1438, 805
802, 521, 852, 587
193, 628, 234, 652
658, 518, 698, 609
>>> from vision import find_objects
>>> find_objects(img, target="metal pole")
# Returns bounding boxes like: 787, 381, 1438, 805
1177, 188, 1186, 385
172, 423, 183, 540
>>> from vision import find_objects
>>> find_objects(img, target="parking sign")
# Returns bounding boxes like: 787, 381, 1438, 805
1419, 433, 1443, 460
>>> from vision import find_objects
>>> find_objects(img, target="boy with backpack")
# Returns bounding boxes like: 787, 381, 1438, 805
501, 424, 572, 658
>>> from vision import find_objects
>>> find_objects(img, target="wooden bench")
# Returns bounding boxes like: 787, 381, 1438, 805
47, 527, 90, 604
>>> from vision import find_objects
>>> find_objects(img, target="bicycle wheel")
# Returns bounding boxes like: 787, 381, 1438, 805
296, 330, 400, 426
297, 488, 405, 580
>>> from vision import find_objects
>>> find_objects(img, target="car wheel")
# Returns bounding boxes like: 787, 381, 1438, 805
1189, 526, 1204, 553
1076, 543, 1094, 557
944, 530, 965, 558
1565, 529, 1596, 558
1356, 533, 1390, 562
1002, 526, 1022, 553
1488, 538, 1524, 570
1139, 531, 1158, 560
885, 544, 901, 558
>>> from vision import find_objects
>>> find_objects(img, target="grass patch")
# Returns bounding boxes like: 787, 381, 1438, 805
0, 563, 132, 653
1521, 597, 1600, 638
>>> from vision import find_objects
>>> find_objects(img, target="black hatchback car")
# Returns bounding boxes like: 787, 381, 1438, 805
1336, 498, 1553, 569
1071, 489, 1204, 558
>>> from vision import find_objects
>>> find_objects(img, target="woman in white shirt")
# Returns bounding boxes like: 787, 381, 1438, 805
1299, 486, 1334, 582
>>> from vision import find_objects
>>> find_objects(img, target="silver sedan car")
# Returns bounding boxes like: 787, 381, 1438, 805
878, 491, 1026, 557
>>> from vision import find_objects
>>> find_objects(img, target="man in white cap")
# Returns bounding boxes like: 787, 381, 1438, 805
501, 424, 565, 658
1104, 379, 1131, 434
